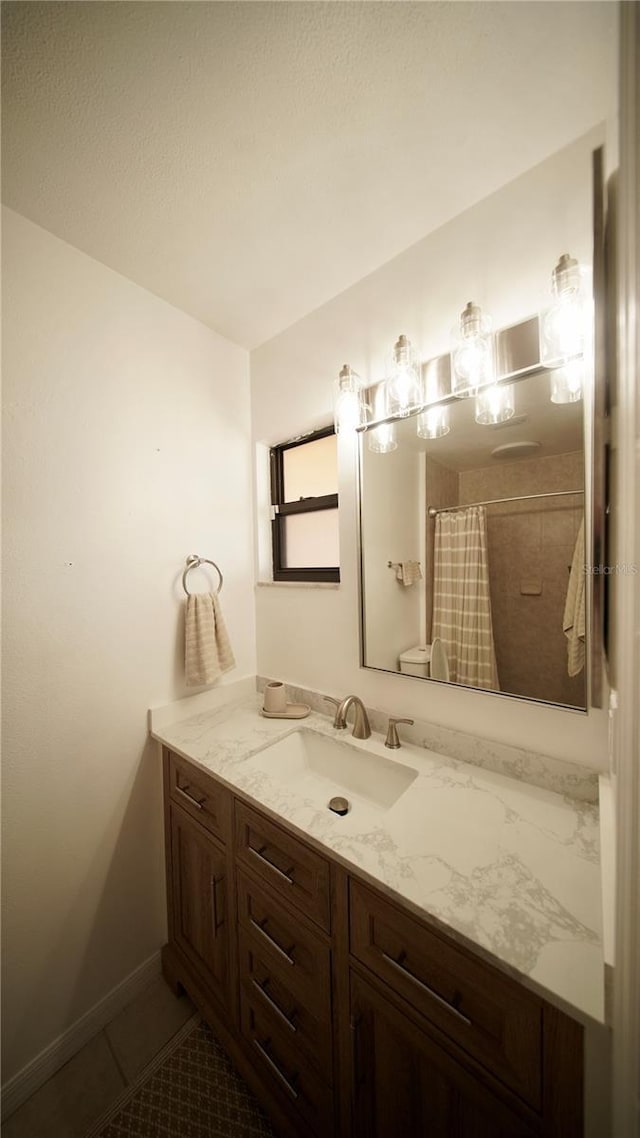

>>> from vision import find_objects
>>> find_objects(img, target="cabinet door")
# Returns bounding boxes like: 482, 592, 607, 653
350, 973, 539, 1138
170, 803, 229, 1008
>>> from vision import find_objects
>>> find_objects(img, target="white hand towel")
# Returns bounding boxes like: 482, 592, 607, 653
395, 560, 423, 587
563, 519, 586, 677
185, 592, 236, 687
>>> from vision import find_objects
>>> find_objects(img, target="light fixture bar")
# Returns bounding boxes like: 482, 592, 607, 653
357, 315, 545, 433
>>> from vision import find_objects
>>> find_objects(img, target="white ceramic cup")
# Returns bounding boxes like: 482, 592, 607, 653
263, 681, 287, 713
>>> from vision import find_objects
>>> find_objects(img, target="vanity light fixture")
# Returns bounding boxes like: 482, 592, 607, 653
417, 360, 450, 438
368, 385, 397, 453
539, 254, 588, 368
385, 334, 423, 417
333, 364, 368, 434
451, 302, 495, 397
549, 358, 584, 404
417, 405, 450, 439
475, 381, 515, 425
368, 422, 397, 453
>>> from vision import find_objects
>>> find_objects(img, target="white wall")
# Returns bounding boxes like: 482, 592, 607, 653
361, 442, 422, 671
1, 207, 255, 1081
252, 128, 609, 770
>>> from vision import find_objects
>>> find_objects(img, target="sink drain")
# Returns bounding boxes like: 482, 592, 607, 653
328, 796, 350, 816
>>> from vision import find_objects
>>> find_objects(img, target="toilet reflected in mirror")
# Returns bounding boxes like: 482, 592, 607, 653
399, 641, 450, 681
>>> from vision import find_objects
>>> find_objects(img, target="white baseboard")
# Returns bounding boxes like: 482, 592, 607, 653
1, 950, 162, 1121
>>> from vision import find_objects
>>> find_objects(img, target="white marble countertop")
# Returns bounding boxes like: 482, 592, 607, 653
151, 692, 604, 1026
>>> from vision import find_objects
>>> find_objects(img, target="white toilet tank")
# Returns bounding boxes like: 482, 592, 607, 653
399, 645, 431, 678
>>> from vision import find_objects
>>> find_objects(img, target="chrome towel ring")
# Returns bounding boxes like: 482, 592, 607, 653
182, 554, 223, 596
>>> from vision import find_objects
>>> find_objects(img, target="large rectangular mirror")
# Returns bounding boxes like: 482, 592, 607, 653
359, 326, 589, 710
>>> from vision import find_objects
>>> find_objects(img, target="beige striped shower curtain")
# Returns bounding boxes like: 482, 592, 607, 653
432, 506, 499, 691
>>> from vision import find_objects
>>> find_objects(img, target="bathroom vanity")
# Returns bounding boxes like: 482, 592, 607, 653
152, 692, 605, 1138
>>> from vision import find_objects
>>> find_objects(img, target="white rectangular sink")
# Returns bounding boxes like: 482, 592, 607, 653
244, 729, 418, 812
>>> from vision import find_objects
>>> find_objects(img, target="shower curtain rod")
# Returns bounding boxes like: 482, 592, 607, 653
428, 489, 584, 517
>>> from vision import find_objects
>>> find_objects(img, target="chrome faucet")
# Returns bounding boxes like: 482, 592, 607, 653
336, 695, 371, 739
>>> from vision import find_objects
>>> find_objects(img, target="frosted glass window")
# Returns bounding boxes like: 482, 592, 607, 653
283, 433, 338, 501
283, 510, 339, 568
270, 426, 339, 582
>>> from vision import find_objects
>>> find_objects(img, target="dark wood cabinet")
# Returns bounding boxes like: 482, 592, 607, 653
240, 984, 334, 1135
349, 879, 543, 1110
235, 800, 332, 932
169, 803, 230, 1010
168, 751, 230, 841
162, 747, 584, 1138
350, 971, 539, 1138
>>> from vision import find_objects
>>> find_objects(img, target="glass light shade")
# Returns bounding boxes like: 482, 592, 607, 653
368, 422, 397, 454
385, 334, 423, 417
550, 359, 583, 404
475, 383, 515, 425
417, 405, 450, 439
451, 303, 495, 396
333, 364, 367, 434
539, 254, 588, 367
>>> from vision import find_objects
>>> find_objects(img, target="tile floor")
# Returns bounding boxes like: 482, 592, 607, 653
2, 974, 198, 1138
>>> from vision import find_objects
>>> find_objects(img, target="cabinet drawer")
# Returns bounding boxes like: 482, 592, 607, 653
234, 801, 331, 931
238, 927, 332, 1081
240, 988, 333, 1138
168, 752, 230, 843
350, 880, 542, 1110
237, 869, 331, 1016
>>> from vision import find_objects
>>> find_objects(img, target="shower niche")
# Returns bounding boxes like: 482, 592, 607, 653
358, 329, 590, 711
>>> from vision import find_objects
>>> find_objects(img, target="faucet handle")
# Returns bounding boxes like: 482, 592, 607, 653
385, 717, 414, 749
324, 696, 347, 729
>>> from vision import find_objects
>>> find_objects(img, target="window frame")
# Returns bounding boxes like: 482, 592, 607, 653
270, 425, 340, 583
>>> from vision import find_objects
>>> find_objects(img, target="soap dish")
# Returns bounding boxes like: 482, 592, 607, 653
261, 703, 311, 720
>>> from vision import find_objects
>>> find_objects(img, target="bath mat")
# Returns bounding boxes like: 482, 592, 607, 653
87, 1016, 277, 1137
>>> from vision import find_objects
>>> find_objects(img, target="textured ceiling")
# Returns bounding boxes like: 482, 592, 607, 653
1, 2, 616, 349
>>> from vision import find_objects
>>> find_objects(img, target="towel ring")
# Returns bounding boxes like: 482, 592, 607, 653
182, 555, 223, 597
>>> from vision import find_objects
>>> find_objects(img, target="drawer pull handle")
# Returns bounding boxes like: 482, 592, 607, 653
381, 951, 472, 1027
175, 784, 206, 810
250, 845, 295, 885
252, 979, 297, 1032
249, 917, 295, 966
254, 1038, 299, 1100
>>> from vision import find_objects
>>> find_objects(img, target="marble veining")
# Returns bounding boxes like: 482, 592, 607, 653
259, 676, 600, 803
152, 694, 604, 1025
